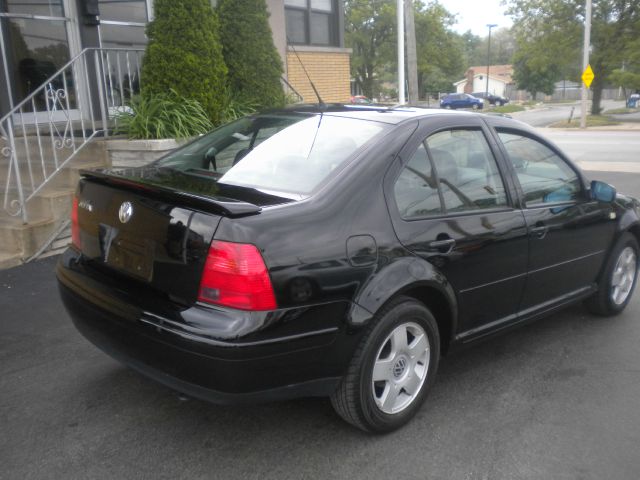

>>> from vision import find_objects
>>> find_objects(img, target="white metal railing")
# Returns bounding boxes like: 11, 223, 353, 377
0, 47, 144, 222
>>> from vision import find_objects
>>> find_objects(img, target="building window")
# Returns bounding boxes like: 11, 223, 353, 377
284, 0, 337, 46
98, 0, 148, 49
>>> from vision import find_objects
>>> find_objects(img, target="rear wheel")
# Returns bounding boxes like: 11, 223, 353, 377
330, 296, 440, 433
585, 232, 639, 316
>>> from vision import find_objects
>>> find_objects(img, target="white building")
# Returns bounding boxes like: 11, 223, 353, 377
453, 65, 514, 97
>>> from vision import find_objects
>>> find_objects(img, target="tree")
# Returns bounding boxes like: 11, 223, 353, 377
414, 2, 465, 96
141, 0, 227, 124
345, 0, 465, 99
610, 34, 640, 96
512, 50, 560, 99
345, 0, 397, 98
461, 28, 516, 67
506, 0, 640, 113
460, 30, 482, 67
217, 0, 284, 109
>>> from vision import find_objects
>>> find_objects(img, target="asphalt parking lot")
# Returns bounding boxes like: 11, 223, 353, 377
2, 171, 640, 480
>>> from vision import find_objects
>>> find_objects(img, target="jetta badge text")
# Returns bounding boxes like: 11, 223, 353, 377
78, 199, 93, 212
118, 201, 133, 224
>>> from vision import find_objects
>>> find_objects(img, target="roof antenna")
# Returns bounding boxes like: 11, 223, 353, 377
287, 37, 325, 109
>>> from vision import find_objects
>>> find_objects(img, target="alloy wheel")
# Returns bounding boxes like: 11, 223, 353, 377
371, 322, 430, 415
611, 246, 637, 305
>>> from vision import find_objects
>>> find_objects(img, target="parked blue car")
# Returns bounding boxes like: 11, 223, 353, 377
440, 93, 484, 110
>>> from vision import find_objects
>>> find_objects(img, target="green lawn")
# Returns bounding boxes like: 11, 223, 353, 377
603, 107, 639, 114
491, 104, 525, 114
549, 115, 620, 128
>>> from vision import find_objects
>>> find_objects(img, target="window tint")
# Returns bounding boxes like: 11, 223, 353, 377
498, 131, 580, 205
394, 143, 441, 218
157, 114, 386, 196
219, 116, 387, 195
426, 129, 508, 212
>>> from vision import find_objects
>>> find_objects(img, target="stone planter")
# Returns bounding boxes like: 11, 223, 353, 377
105, 138, 186, 168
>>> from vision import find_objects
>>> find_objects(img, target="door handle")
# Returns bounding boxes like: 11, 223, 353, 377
428, 238, 456, 253
530, 224, 548, 239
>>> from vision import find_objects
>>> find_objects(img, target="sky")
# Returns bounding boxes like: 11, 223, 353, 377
437, 0, 513, 37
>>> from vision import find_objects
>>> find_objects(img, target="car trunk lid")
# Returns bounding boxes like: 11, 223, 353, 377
74, 167, 292, 305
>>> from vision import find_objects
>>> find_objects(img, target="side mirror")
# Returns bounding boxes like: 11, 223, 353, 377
590, 180, 616, 203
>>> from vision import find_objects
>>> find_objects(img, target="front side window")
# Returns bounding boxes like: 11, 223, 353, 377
426, 129, 508, 213
497, 131, 580, 206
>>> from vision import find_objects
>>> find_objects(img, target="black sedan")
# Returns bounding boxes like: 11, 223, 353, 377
472, 91, 510, 106
58, 105, 640, 433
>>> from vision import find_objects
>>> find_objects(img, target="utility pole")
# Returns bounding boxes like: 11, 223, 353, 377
405, 0, 419, 104
397, 0, 405, 104
485, 24, 497, 97
580, 0, 592, 129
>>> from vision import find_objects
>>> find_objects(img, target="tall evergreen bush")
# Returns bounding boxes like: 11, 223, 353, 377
141, 0, 227, 124
217, 0, 284, 109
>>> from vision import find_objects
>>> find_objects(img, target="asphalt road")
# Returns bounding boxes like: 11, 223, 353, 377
536, 130, 640, 173
2, 180, 640, 477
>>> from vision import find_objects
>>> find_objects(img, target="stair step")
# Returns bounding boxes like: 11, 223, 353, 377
0, 215, 61, 259
0, 251, 22, 270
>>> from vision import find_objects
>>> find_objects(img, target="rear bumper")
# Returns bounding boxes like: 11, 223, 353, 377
57, 250, 362, 404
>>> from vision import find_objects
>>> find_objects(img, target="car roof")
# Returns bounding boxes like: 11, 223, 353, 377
277, 103, 487, 125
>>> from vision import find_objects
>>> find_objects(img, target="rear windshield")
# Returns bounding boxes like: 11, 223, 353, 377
155, 113, 388, 196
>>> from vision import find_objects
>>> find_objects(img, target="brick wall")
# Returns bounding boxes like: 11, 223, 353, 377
286, 49, 351, 103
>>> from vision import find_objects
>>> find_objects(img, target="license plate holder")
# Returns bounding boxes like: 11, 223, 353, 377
106, 236, 154, 281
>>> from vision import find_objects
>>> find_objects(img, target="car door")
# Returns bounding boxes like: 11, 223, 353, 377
386, 116, 529, 338
493, 128, 618, 313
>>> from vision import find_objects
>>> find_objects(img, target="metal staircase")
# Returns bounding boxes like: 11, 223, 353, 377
0, 47, 144, 268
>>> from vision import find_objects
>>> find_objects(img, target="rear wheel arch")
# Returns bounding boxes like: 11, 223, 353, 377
351, 282, 457, 356
399, 284, 456, 355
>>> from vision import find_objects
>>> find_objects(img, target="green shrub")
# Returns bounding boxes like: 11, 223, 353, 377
217, 0, 285, 109
221, 92, 258, 123
141, 0, 227, 124
114, 91, 213, 140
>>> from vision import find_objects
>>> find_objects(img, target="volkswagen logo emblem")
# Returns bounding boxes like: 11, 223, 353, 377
118, 201, 133, 224
393, 357, 407, 378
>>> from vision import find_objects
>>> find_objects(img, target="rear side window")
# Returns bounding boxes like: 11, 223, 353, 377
497, 131, 580, 206
394, 143, 441, 218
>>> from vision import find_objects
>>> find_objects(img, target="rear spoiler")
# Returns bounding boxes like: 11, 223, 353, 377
80, 169, 262, 217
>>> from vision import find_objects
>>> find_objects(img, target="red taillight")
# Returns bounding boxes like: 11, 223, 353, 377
198, 241, 277, 311
71, 195, 81, 249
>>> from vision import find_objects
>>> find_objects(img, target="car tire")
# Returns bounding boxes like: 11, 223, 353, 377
472, 104, 479, 110
498, 101, 505, 106
330, 296, 440, 433
584, 232, 639, 316
444, 105, 451, 109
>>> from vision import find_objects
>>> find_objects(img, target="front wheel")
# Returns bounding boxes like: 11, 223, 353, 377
585, 232, 639, 316
472, 103, 479, 110
330, 296, 440, 433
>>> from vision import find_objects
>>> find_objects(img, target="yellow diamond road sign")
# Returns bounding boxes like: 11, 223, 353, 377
582, 65, 595, 88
